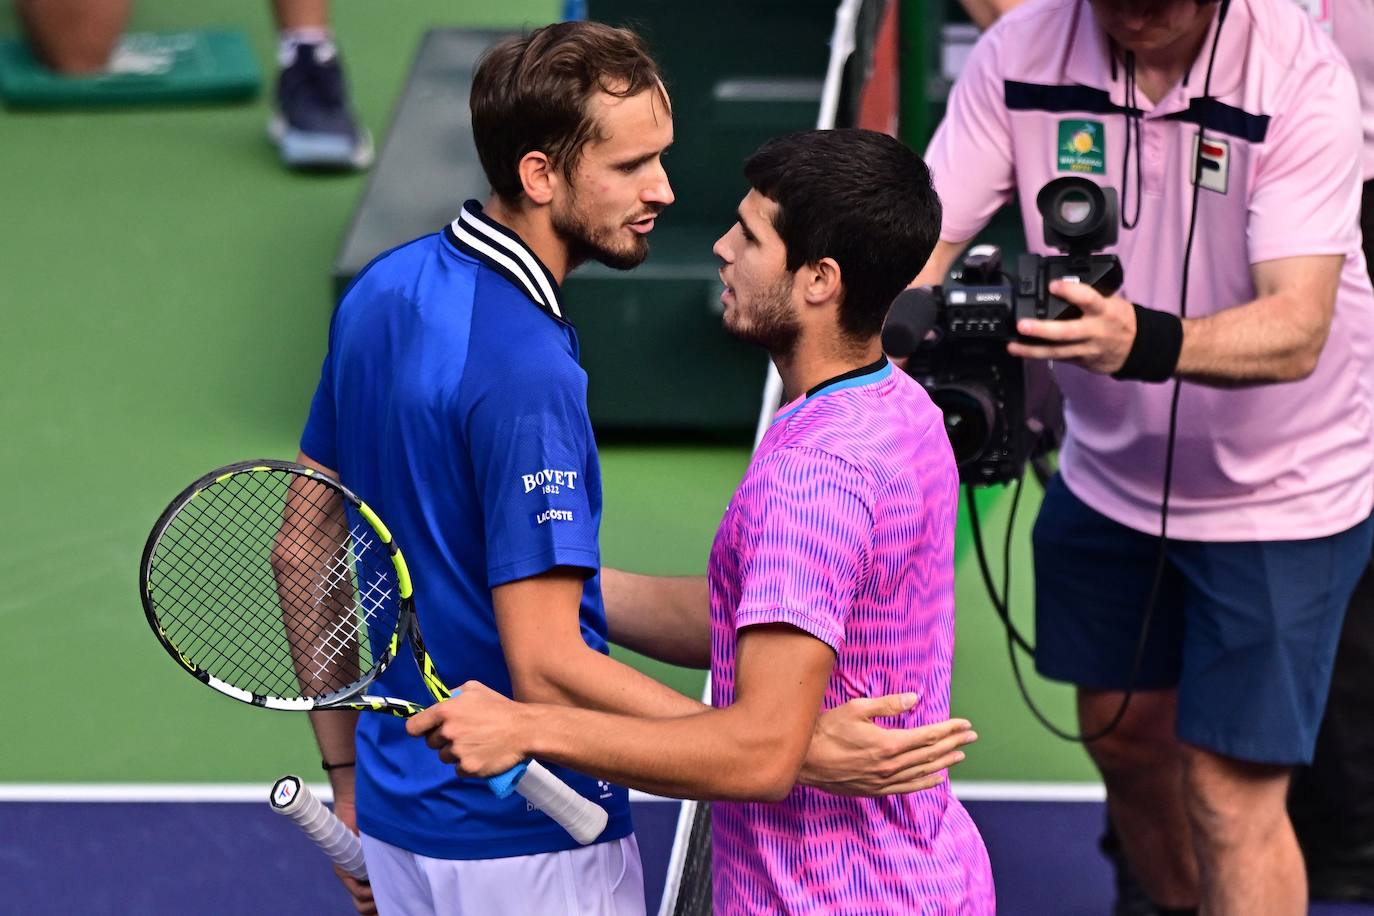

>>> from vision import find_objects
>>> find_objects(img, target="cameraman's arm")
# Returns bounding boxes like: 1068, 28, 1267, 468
1011, 257, 1340, 385
916, 16, 1014, 289
1174, 254, 1340, 384
910, 239, 972, 288
1173, 58, 1356, 385
1172, 58, 1357, 386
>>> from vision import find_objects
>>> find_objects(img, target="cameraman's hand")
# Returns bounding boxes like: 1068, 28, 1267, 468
1008, 279, 1136, 375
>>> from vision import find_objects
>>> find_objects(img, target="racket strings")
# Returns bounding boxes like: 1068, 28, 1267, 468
157, 509, 304, 683
306, 527, 393, 682
266, 484, 395, 694
147, 469, 402, 701
165, 497, 319, 679
154, 476, 325, 691
308, 528, 365, 605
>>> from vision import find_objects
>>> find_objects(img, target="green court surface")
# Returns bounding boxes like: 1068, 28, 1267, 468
0, 0, 1093, 786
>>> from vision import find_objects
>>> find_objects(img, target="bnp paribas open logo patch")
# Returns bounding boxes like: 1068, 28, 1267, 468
1057, 120, 1105, 174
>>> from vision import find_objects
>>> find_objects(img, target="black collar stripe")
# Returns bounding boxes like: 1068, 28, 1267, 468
458, 199, 562, 291
806, 356, 890, 398
446, 223, 554, 317
449, 220, 552, 313
1003, 80, 1269, 143
456, 204, 562, 317
1005, 81, 1133, 117
1161, 98, 1269, 144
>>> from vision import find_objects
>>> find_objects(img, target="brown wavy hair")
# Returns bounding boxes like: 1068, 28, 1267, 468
471, 21, 667, 203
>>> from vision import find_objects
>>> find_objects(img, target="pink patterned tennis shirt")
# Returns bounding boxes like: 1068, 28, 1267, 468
707, 358, 995, 915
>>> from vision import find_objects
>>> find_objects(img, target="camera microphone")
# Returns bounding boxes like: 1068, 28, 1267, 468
882, 287, 941, 357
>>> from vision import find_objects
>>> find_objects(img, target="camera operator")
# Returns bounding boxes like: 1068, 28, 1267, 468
909, 1, 1374, 914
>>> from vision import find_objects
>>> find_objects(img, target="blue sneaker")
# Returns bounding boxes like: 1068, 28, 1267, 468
269, 41, 374, 170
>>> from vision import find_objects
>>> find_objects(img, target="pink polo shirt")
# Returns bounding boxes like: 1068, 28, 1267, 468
927, 0, 1374, 541
1329, 0, 1374, 179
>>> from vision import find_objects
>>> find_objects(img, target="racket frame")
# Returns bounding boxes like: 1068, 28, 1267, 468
142, 459, 609, 842
140, 458, 423, 715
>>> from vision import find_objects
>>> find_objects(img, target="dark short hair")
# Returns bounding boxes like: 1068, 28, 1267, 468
471, 22, 666, 203
743, 129, 941, 340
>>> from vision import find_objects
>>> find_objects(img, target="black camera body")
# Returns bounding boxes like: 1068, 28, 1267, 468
884, 177, 1124, 485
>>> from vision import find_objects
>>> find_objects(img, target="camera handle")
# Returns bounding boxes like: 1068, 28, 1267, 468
1014, 252, 1124, 335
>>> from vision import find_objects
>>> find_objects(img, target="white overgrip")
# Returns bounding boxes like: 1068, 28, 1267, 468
514, 760, 610, 845
269, 776, 368, 880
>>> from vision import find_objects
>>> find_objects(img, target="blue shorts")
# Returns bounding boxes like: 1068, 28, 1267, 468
1032, 474, 1374, 765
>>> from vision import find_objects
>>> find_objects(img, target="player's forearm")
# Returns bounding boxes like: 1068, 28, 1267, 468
600, 568, 710, 668
521, 703, 805, 801
308, 708, 360, 798
1176, 292, 1330, 385
515, 642, 707, 719
498, 570, 706, 716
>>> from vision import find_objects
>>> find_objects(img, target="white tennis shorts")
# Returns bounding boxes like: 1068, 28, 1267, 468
359, 832, 645, 916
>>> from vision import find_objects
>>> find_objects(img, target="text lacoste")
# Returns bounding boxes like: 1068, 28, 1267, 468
535, 509, 574, 525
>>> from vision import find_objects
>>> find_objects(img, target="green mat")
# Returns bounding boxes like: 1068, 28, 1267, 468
0, 29, 259, 107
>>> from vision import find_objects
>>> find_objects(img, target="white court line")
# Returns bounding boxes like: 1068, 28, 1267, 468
0, 782, 1104, 805
954, 781, 1104, 802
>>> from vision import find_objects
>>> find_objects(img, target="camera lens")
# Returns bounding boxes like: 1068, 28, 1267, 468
930, 383, 996, 469
1057, 190, 1093, 225
1049, 186, 1101, 238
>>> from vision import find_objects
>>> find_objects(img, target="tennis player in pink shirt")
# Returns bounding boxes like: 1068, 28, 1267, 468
410, 129, 995, 914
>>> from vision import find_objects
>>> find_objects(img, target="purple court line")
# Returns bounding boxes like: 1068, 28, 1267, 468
0, 798, 1369, 915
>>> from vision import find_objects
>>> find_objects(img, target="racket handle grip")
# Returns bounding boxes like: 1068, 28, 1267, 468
512, 760, 610, 845
269, 775, 368, 880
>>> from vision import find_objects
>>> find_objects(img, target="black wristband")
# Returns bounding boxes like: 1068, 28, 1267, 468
321, 759, 356, 772
1112, 303, 1183, 382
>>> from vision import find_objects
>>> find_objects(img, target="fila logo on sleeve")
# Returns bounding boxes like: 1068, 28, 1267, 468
521, 468, 579, 495
1193, 134, 1230, 194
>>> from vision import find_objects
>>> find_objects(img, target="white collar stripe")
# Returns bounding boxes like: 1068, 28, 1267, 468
458, 206, 562, 315
450, 221, 554, 313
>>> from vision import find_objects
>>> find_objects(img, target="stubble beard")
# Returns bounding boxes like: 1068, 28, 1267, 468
723, 274, 801, 359
552, 193, 650, 272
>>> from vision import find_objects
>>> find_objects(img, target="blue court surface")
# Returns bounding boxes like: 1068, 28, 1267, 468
4, 788, 1371, 915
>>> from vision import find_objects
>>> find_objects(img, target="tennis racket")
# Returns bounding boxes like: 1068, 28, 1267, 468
140, 459, 609, 844
270, 775, 368, 880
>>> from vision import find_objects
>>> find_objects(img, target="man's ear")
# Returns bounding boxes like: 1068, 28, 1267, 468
518, 151, 557, 205
802, 257, 843, 307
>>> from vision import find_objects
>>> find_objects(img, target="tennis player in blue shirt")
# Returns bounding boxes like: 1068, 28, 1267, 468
296, 22, 677, 913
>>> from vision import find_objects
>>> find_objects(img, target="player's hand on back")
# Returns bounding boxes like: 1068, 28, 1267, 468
800, 693, 978, 796
327, 796, 376, 915
407, 681, 530, 777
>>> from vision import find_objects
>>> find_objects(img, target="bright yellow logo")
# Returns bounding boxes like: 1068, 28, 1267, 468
1057, 120, 1105, 174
